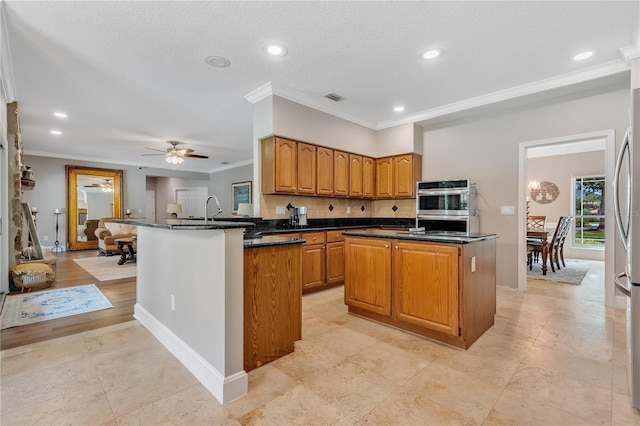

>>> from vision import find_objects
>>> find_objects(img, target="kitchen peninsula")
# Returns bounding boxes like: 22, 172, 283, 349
116, 219, 303, 405
343, 229, 498, 349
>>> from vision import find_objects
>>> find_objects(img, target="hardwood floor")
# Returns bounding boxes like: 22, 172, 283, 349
1, 250, 136, 350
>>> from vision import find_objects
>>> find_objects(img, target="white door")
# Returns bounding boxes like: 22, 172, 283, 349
175, 187, 208, 218
145, 190, 156, 222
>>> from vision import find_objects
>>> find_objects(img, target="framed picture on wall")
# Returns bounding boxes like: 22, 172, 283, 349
231, 181, 252, 213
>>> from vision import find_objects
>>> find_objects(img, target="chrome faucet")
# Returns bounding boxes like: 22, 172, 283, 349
204, 195, 223, 223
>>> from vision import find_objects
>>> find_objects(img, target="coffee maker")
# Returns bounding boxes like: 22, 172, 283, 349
288, 205, 308, 228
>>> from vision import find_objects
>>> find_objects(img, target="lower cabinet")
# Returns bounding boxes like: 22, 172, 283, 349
301, 232, 326, 291
344, 236, 496, 349
244, 242, 302, 371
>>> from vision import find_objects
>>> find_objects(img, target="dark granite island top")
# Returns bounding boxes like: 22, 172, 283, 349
343, 229, 499, 244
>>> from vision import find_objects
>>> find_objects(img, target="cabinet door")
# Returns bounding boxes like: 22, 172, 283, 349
362, 156, 376, 199
392, 241, 459, 336
301, 244, 325, 291
263, 137, 296, 194
333, 150, 349, 197
344, 237, 391, 315
393, 154, 414, 198
297, 142, 316, 194
348, 154, 363, 197
376, 157, 393, 199
316, 147, 334, 196
326, 241, 345, 284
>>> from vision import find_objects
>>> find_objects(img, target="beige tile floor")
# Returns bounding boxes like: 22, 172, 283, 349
2, 260, 640, 425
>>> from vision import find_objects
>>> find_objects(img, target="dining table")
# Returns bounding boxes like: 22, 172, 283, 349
527, 228, 550, 275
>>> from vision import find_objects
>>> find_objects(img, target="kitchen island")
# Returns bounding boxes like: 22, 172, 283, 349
343, 229, 498, 349
116, 219, 303, 404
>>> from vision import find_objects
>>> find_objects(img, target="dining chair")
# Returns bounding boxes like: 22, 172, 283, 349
526, 215, 546, 263
554, 216, 574, 269
547, 216, 571, 272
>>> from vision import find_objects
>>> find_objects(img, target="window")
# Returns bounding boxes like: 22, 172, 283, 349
572, 176, 605, 247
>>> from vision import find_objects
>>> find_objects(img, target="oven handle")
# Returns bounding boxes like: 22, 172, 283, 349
417, 215, 470, 221
614, 271, 631, 298
417, 189, 469, 196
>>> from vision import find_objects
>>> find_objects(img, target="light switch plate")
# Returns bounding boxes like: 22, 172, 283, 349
500, 206, 515, 215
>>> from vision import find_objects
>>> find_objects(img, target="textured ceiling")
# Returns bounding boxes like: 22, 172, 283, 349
3, 1, 638, 173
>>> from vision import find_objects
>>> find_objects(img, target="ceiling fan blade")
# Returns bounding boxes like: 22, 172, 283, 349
141, 153, 165, 156
179, 149, 194, 154
144, 147, 166, 153
184, 153, 209, 159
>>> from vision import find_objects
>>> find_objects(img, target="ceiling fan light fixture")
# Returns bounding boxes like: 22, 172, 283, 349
166, 154, 184, 165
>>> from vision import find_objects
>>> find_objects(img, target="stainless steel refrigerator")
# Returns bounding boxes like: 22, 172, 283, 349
614, 84, 640, 408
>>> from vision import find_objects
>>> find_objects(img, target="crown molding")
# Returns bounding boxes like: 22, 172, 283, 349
0, 2, 17, 102
377, 59, 631, 130
245, 81, 377, 130
208, 158, 253, 174
619, 45, 640, 64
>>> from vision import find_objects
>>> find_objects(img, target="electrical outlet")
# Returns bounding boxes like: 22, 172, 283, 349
138, 209, 142, 213
43, 235, 49, 241
346, 207, 351, 214
170, 294, 175, 311
276, 206, 286, 215
471, 256, 476, 272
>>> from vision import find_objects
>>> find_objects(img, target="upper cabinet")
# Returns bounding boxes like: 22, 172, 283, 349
333, 150, 349, 197
376, 154, 421, 199
316, 147, 334, 196
362, 156, 376, 199
348, 154, 363, 198
262, 136, 297, 194
261, 135, 421, 199
297, 142, 317, 195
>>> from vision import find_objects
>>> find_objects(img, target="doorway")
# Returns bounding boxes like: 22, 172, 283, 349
518, 130, 616, 307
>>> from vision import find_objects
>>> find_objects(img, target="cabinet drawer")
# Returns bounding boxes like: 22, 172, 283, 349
325, 230, 345, 243
301, 231, 325, 245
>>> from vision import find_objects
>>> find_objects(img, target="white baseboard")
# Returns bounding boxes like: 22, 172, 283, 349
134, 303, 248, 404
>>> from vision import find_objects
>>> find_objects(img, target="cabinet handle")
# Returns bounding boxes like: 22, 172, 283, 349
395, 246, 399, 250
384, 244, 389, 248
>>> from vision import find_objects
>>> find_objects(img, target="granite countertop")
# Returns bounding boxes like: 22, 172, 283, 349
113, 218, 255, 230
243, 235, 305, 248
262, 224, 395, 234
343, 229, 499, 244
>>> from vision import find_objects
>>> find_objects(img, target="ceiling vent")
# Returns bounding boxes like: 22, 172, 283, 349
323, 92, 345, 102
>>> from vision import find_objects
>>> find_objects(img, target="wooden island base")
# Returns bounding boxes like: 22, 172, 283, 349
344, 233, 497, 349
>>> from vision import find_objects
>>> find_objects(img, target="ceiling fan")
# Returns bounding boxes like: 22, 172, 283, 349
83, 178, 113, 193
142, 141, 209, 165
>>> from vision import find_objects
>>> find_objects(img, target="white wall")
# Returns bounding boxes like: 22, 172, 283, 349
422, 88, 629, 288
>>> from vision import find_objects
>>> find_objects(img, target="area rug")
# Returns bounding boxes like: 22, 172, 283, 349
74, 256, 136, 281
527, 259, 590, 285
0, 284, 113, 329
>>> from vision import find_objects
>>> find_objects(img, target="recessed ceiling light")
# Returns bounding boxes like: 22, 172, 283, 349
422, 48, 444, 60
264, 44, 288, 57
573, 51, 593, 61
204, 55, 231, 68
394, 106, 405, 112
53, 111, 67, 118
50, 130, 62, 135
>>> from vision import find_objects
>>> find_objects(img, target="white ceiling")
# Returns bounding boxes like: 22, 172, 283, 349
3, 1, 638, 173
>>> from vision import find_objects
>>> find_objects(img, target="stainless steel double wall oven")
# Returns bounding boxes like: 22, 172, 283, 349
415, 179, 479, 233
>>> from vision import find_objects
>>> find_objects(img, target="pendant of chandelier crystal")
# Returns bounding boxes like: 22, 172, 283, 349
166, 154, 184, 164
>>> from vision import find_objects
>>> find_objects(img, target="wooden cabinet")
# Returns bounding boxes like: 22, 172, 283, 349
393, 241, 458, 336
316, 147, 334, 196
394, 154, 421, 198
261, 136, 297, 194
344, 237, 392, 316
333, 150, 349, 197
297, 142, 316, 194
362, 156, 375, 199
301, 231, 326, 291
376, 157, 393, 199
376, 154, 421, 199
344, 235, 496, 349
325, 230, 345, 285
348, 154, 363, 197
244, 243, 302, 371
